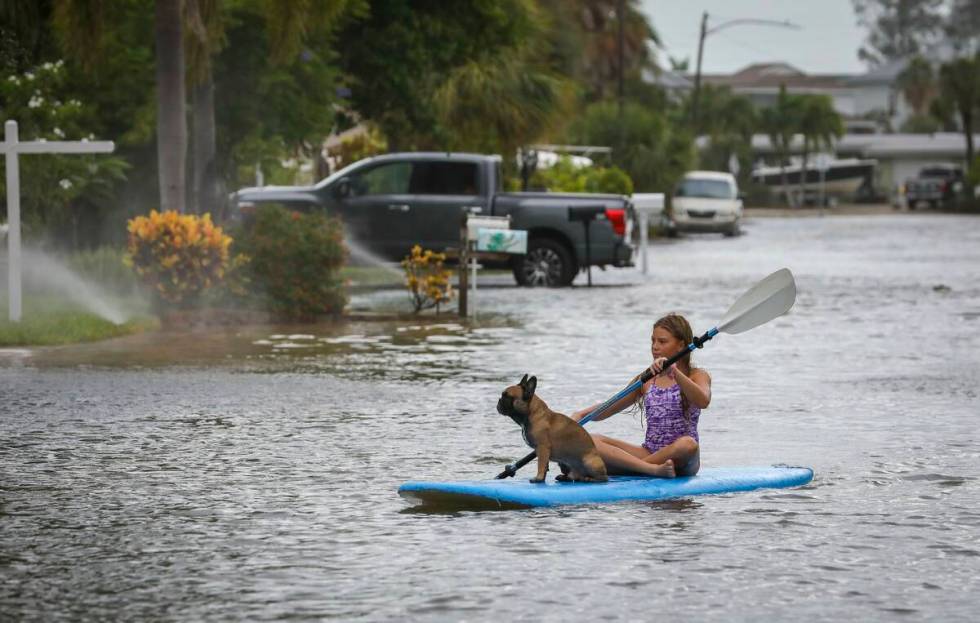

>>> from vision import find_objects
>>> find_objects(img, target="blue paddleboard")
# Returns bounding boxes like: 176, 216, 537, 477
399, 465, 813, 508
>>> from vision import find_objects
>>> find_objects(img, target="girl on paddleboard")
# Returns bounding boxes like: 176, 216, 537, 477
572, 313, 710, 478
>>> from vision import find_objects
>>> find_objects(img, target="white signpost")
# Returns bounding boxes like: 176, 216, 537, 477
2, 120, 114, 321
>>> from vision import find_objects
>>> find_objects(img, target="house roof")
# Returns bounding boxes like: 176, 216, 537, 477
838, 133, 980, 157
844, 57, 909, 86
699, 63, 849, 90
643, 67, 693, 90
713, 132, 980, 158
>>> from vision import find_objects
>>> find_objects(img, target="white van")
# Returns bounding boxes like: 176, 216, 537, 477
670, 171, 742, 236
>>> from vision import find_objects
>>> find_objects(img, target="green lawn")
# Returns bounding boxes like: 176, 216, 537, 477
0, 296, 158, 347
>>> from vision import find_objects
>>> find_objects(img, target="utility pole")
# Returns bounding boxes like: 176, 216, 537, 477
617, 0, 625, 120
692, 11, 708, 133
690, 14, 800, 134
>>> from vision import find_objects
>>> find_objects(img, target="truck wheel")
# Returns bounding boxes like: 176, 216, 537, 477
513, 238, 576, 287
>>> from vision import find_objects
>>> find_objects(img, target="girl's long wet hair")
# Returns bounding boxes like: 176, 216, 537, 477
632, 313, 697, 425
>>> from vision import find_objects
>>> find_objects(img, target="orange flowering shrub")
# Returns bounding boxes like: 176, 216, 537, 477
401, 245, 454, 313
125, 210, 235, 308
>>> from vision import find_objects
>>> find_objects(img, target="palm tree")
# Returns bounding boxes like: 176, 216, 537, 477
936, 55, 980, 174
434, 47, 573, 157
185, 0, 221, 215
570, 0, 661, 100
897, 55, 937, 116
695, 85, 757, 185
154, 0, 186, 212
760, 86, 800, 207
797, 95, 844, 205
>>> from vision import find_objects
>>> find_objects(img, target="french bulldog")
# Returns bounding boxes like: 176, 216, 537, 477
497, 374, 608, 484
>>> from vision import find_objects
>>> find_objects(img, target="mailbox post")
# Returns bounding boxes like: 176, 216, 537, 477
567, 205, 605, 287
631, 193, 665, 275
462, 214, 526, 318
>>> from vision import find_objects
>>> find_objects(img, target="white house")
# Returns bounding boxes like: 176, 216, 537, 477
650, 61, 913, 133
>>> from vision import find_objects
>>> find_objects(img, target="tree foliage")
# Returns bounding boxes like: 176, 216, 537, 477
689, 85, 758, 185
853, 0, 945, 66
0, 60, 130, 238
897, 55, 938, 116
935, 54, 980, 176
569, 100, 694, 193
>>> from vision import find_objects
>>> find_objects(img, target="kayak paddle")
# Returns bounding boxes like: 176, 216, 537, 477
495, 267, 797, 479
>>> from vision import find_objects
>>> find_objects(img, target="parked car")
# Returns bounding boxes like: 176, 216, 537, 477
669, 171, 743, 236
230, 152, 634, 287
902, 165, 964, 209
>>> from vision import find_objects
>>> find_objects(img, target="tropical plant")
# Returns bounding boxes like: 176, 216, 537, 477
125, 210, 236, 309
401, 245, 453, 314
568, 100, 694, 193
434, 48, 573, 156
796, 94, 844, 202
897, 56, 938, 116
691, 85, 758, 185
760, 86, 802, 206
552, 0, 661, 101
935, 55, 980, 177
336, 0, 563, 151
531, 157, 634, 194
0, 60, 129, 238
233, 205, 348, 319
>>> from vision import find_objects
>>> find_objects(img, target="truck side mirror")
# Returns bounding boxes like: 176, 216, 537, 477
335, 178, 352, 199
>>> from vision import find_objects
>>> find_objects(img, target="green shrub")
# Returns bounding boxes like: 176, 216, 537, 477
531, 156, 635, 195
235, 205, 349, 319
583, 166, 634, 195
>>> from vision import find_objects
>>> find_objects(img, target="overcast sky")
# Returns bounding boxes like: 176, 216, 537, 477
640, 0, 869, 75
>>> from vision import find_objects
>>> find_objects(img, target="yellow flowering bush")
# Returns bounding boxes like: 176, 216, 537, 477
401, 245, 454, 314
125, 210, 235, 308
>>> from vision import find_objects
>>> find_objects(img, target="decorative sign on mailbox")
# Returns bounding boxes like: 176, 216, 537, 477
477, 228, 527, 254
466, 215, 510, 240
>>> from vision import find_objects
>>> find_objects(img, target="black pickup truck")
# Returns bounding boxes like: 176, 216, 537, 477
903, 165, 964, 209
230, 152, 634, 286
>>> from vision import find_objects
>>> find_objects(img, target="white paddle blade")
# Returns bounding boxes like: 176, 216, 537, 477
717, 268, 797, 334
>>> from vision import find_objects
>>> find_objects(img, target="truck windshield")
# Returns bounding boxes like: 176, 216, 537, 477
674, 178, 735, 199
920, 168, 959, 178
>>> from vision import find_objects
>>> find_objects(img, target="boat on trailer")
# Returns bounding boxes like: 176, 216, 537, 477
751, 157, 877, 196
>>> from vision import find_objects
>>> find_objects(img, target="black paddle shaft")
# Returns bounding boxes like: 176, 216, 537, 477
494, 331, 715, 479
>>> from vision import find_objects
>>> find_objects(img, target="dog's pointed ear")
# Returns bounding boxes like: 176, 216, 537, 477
523, 375, 537, 401
520, 373, 528, 386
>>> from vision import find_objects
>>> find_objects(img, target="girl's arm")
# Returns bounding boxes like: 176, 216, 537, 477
570, 387, 642, 422
671, 366, 712, 409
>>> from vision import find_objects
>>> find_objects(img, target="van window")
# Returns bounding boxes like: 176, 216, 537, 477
674, 178, 735, 199
408, 162, 479, 195
353, 162, 412, 196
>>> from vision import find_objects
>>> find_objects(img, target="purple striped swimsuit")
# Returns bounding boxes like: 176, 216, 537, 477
642, 383, 700, 454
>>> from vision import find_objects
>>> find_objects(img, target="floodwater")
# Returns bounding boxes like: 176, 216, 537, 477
2, 213, 979, 621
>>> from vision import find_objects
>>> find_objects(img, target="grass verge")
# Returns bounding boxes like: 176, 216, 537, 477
0, 297, 158, 347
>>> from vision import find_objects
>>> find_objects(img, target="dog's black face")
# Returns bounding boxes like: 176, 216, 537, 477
496, 374, 537, 427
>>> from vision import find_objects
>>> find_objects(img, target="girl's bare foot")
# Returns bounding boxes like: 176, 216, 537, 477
648, 459, 675, 478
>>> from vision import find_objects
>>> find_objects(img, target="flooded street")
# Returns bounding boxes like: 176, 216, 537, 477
2, 213, 979, 620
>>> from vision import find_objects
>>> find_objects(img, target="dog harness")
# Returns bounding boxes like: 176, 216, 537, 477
642, 383, 700, 454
